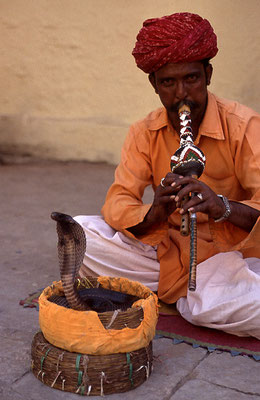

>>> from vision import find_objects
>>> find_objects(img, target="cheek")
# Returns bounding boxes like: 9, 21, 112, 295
191, 81, 207, 98
158, 89, 174, 106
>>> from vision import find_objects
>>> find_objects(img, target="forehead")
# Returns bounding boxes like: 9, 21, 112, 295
154, 62, 204, 78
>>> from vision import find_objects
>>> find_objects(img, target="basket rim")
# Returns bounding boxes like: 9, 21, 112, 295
39, 276, 158, 355
42, 276, 145, 317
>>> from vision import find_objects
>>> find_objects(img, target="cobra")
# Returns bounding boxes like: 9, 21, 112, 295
50, 212, 138, 312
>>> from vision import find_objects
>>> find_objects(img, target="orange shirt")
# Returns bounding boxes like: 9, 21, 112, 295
102, 92, 260, 303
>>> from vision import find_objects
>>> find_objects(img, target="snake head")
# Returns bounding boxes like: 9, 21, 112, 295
51, 212, 85, 248
51, 212, 78, 237
51, 212, 75, 224
51, 211, 87, 310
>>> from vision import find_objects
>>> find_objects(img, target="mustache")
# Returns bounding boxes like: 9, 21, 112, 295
170, 100, 197, 112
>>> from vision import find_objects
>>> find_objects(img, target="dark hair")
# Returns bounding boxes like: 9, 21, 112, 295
201, 58, 210, 69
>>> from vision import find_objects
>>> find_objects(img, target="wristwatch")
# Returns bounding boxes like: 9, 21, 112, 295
214, 195, 231, 222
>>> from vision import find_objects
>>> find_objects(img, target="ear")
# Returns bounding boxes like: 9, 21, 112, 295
149, 73, 158, 94
205, 64, 213, 86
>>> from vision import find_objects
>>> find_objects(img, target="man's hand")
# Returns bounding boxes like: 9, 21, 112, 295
171, 175, 225, 220
172, 175, 260, 232
128, 174, 260, 236
127, 172, 183, 236
145, 172, 185, 224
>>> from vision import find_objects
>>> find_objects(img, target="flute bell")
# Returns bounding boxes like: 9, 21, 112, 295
171, 104, 206, 177
171, 142, 205, 178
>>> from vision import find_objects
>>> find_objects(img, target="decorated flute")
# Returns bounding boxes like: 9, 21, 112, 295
170, 104, 206, 291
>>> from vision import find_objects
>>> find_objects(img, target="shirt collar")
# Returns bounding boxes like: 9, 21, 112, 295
147, 91, 225, 141
146, 107, 169, 131
198, 91, 225, 141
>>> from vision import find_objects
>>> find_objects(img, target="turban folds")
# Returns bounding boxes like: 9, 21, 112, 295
132, 12, 218, 73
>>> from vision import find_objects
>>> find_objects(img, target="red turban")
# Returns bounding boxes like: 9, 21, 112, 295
132, 12, 218, 73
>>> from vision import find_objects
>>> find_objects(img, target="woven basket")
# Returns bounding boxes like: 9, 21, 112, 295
39, 276, 158, 355
31, 331, 153, 396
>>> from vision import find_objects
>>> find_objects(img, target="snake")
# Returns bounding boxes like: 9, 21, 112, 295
49, 212, 139, 312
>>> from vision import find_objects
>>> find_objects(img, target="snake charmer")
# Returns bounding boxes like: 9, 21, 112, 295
75, 12, 260, 339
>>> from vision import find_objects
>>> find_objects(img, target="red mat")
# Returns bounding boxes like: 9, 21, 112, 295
156, 314, 260, 360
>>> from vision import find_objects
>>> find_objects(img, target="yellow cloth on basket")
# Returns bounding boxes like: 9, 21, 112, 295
39, 277, 158, 355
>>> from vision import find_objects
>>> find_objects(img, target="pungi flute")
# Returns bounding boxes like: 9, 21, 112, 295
170, 104, 206, 291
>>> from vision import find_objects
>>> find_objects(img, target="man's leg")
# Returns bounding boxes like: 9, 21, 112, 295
177, 251, 260, 339
74, 215, 160, 291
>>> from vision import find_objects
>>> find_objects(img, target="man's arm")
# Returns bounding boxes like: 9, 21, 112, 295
220, 201, 260, 232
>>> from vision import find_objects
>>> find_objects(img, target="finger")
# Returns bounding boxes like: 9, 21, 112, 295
188, 196, 225, 219
171, 175, 195, 188
157, 185, 176, 196
165, 172, 184, 180
186, 203, 206, 214
175, 183, 203, 202
180, 195, 205, 213
154, 185, 177, 205
158, 194, 177, 205
163, 174, 184, 187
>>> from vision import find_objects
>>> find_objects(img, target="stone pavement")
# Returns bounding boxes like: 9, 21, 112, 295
0, 161, 259, 400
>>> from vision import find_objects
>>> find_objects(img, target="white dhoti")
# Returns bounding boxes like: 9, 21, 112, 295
74, 215, 260, 339
177, 251, 260, 340
73, 215, 160, 291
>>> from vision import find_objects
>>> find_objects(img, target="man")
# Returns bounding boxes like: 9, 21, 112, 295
75, 12, 260, 339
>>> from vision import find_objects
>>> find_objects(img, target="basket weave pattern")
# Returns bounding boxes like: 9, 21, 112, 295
31, 332, 153, 396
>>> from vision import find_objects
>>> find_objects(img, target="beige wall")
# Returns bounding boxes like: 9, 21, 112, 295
0, 0, 259, 164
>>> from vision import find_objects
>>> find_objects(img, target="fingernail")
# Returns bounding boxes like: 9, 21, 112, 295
175, 196, 179, 202
170, 195, 175, 200
180, 208, 184, 214
171, 182, 176, 187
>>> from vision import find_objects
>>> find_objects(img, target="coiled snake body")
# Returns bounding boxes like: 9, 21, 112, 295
50, 212, 138, 312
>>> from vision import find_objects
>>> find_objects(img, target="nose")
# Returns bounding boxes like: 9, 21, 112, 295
175, 80, 187, 100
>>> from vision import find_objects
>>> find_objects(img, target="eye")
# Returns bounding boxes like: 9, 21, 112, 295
186, 74, 198, 83
161, 78, 175, 87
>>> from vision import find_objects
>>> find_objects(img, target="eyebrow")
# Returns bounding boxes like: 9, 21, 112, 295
158, 70, 202, 82
184, 71, 201, 77
158, 68, 202, 79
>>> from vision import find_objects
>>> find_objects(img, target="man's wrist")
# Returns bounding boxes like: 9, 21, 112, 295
214, 195, 231, 223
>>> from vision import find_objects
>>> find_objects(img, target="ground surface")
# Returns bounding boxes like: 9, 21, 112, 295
0, 161, 259, 400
